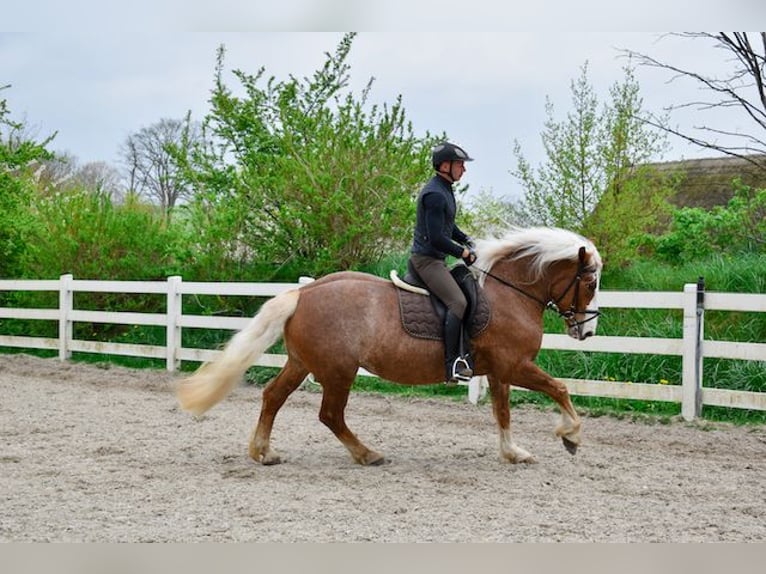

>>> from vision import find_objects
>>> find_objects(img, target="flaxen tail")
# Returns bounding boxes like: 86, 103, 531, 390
176, 289, 301, 416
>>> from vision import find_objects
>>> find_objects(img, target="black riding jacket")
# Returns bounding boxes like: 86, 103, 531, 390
411, 174, 469, 260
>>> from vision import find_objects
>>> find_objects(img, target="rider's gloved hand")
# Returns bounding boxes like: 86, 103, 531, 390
462, 247, 477, 267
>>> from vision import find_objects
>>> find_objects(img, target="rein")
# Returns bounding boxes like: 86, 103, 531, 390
473, 263, 601, 329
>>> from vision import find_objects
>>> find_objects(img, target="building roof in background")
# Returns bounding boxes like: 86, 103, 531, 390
648, 154, 766, 209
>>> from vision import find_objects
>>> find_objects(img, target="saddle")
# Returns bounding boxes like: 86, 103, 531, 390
391, 262, 491, 341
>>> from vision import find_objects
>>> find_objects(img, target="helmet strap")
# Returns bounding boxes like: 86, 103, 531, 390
436, 161, 455, 183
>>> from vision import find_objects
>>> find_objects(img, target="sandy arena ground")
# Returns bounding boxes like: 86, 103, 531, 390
1, 353, 764, 542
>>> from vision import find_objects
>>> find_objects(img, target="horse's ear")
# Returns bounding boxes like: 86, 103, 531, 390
578, 246, 587, 263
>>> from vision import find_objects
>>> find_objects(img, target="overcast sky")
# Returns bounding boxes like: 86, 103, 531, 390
3, 3, 765, 202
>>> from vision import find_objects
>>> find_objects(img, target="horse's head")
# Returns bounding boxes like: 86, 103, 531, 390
548, 245, 601, 340
474, 227, 603, 341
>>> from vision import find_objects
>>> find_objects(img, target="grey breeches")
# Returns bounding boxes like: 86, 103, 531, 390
409, 254, 467, 319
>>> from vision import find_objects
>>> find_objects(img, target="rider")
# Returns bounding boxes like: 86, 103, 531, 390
409, 141, 477, 383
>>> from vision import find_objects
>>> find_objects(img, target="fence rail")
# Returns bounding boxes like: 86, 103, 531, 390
1, 274, 764, 421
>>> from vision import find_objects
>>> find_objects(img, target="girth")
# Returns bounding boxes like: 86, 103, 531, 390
395, 264, 491, 341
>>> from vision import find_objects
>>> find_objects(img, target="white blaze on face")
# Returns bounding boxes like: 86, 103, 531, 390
570, 269, 601, 340
586, 272, 601, 336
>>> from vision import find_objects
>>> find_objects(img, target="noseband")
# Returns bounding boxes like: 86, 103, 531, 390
475, 261, 601, 333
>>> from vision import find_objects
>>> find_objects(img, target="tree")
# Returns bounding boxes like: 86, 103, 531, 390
180, 33, 439, 280
121, 115, 200, 216
579, 66, 679, 266
0, 85, 54, 278
511, 63, 674, 264
512, 63, 606, 229
463, 189, 535, 238
76, 161, 124, 200
35, 151, 78, 190
40, 153, 124, 198
624, 33, 766, 172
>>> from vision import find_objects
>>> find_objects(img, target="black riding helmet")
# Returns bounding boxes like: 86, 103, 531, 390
431, 142, 474, 170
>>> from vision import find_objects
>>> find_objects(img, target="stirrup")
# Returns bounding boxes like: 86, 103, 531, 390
448, 356, 473, 383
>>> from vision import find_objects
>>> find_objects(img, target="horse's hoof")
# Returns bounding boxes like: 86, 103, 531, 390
503, 454, 537, 464
562, 437, 578, 455
253, 449, 282, 465
360, 451, 386, 466
502, 451, 537, 464
261, 455, 282, 466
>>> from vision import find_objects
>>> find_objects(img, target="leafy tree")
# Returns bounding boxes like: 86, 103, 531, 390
179, 34, 438, 280
0, 85, 54, 278
511, 64, 675, 264
512, 63, 602, 229
581, 166, 678, 267
581, 66, 678, 266
463, 189, 535, 238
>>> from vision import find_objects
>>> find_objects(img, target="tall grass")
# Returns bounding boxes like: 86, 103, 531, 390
605, 252, 766, 294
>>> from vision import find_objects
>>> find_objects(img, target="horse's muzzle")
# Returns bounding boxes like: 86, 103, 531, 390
567, 309, 600, 340
567, 324, 595, 340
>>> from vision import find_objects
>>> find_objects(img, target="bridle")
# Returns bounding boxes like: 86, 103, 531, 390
474, 260, 601, 336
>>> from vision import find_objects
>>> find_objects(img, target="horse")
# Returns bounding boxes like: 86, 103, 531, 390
177, 226, 603, 465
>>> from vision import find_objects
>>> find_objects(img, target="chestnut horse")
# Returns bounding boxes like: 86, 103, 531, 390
177, 227, 602, 465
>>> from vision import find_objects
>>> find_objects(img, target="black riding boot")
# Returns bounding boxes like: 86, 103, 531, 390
444, 311, 473, 383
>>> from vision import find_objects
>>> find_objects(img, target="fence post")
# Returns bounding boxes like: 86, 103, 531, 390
681, 279, 705, 421
58, 274, 73, 361
166, 276, 182, 372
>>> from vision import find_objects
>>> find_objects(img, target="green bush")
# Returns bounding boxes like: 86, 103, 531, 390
13, 189, 186, 339
0, 87, 54, 279
635, 182, 766, 263
22, 189, 183, 282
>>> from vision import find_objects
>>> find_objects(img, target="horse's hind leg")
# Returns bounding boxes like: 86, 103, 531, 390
488, 375, 536, 464
249, 357, 309, 465
317, 375, 385, 466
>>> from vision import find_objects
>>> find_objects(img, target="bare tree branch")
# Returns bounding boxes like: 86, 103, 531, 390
622, 32, 766, 173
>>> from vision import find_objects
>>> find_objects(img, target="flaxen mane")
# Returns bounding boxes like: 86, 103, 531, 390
473, 227, 602, 286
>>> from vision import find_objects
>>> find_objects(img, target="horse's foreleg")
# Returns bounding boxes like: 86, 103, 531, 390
249, 358, 309, 465
318, 376, 385, 466
513, 362, 581, 454
488, 375, 536, 464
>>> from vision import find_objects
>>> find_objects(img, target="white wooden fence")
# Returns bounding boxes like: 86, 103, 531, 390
0, 274, 764, 421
